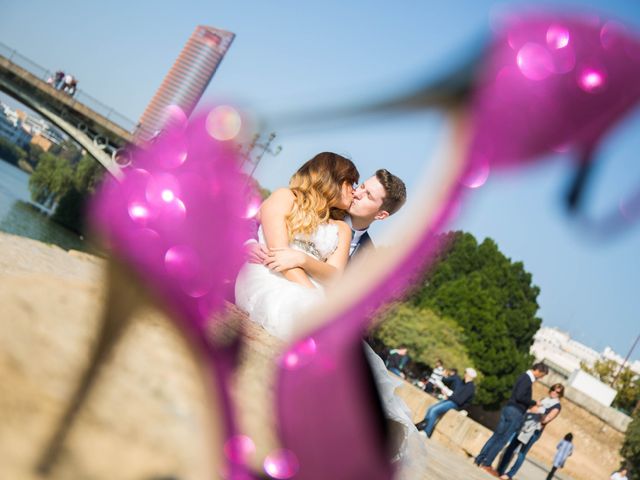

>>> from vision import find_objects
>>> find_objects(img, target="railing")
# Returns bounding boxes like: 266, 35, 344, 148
0, 42, 137, 133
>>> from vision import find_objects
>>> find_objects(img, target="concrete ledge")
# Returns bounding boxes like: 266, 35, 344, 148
395, 380, 492, 457
393, 374, 623, 480
541, 379, 631, 433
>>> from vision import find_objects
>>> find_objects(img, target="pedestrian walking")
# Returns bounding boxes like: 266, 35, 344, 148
54, 70, 65, 89
545, 432, 573, 479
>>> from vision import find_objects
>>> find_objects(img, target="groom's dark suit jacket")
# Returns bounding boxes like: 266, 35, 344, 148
349, 230, 373, 261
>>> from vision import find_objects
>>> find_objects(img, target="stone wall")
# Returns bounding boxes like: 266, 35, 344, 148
539, 373, 631, 433
394, 377, 625, 480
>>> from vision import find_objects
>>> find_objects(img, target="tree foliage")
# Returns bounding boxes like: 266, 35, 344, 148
406, 231, 542, 408
373, 304, 474, 374
582, 359, 640, 414
29, 150, 104, 232
0, 136, 27, 165
29, 153, 74, 208
622, 411, 640, 480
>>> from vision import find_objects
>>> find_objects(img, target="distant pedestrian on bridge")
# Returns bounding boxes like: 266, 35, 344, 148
53, 70, 65, 89
62, 74, 78, 96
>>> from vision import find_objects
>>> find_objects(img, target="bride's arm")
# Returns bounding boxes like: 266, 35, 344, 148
260, 188, 316, 289
324, 220, 351, 274
265, 221, 351, 285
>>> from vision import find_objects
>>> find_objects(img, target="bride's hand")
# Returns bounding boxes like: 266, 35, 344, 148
245, 242, 269, 264
265, 247, 306, 272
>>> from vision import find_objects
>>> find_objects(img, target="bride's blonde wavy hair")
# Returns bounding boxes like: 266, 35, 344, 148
286, 152, 359, 240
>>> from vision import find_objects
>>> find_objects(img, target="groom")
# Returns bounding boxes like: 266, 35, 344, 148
248, 169, 406, 274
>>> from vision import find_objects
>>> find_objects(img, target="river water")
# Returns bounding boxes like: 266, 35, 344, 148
0, 159, 87, 251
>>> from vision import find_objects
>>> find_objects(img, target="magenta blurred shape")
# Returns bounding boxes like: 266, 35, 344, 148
280, 337, 317, 370
263, 449, 300, 479
224, 435, 256, 464
92, 110, 251, 329
275, 11, 640, 480
91, 107, 255, 478
89, 11, 640, 480
467, 13, 640, 175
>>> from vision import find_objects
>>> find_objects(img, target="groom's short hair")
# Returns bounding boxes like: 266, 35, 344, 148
376, 169, 406, 216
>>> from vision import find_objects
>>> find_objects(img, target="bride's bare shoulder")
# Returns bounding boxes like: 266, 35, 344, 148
261, 188, 295, 214
329, 219, 351, 237
268, 188, 295, 200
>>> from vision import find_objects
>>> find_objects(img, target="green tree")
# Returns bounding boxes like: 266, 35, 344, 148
26, 143, 45, 166
73, 154, 103, 193
407, 231, 541, 408
29, 153, 74, 208
373, 304, 474, 374
582, 359, 640, 414
0, 136, 27, 165
621, 411, 640, 480
29, 152, 105, 232
49, 139, 83, 163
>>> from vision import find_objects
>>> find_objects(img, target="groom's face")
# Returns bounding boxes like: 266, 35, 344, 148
348, 176, 388, 223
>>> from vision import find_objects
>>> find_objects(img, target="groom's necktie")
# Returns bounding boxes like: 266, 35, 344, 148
349, 229, 359, 257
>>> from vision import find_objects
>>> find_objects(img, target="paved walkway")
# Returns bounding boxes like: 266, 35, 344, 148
0, 232, 578, 479
422, 435, 572, 480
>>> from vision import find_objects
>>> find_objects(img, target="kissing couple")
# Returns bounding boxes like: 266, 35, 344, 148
235, 151, 427, 476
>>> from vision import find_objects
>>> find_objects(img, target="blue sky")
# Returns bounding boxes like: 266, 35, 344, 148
2, 0, 639, 360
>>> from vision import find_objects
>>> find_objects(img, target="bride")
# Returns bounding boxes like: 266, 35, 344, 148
235, 152, 426, 478
235, 151, 356, 338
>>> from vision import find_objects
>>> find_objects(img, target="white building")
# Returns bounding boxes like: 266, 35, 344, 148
20, 112, 64, 146
531, 326, 640, 376
602, 346, 640, 376
0, 113, 31, 149
530, 326, 600, 373
1, 104, 64, 147
567, 369, 618, 407
531, 326, 640, 407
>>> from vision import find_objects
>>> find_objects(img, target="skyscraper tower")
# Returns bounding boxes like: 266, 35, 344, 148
136, 26, 235, 142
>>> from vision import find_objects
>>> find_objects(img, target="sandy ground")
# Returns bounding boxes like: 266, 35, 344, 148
0, 231, 565, 480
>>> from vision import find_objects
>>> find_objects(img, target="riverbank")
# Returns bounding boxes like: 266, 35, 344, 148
0, 159, 87, 251
0, 232, 590, 479
17, 158, 34, 173
0, 232, 218, 479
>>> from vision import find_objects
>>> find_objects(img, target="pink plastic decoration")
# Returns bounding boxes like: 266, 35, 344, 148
89, 11, 640, 480
274, 11, 640, 480
91, 108, 256, 479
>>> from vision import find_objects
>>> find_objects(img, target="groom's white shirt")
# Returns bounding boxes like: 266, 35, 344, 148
345, 215, 369, 257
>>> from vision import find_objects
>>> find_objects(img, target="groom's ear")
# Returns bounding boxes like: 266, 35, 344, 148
374, 210, 390, 221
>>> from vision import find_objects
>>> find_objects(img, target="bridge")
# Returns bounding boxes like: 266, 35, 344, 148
0, 42, 137, 176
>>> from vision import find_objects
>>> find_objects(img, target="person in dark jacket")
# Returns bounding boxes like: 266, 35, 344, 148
414, 368, 477, 437
442, 368, 463, 394
497, 383, 565, 479
386, 348, 410, 377
475, 362, 549, 475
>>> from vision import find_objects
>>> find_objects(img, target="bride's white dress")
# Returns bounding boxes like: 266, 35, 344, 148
235, 224, 427, 479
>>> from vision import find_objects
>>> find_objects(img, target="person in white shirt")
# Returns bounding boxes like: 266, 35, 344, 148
424, 359, 445, 394
611, 468, 629, 480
